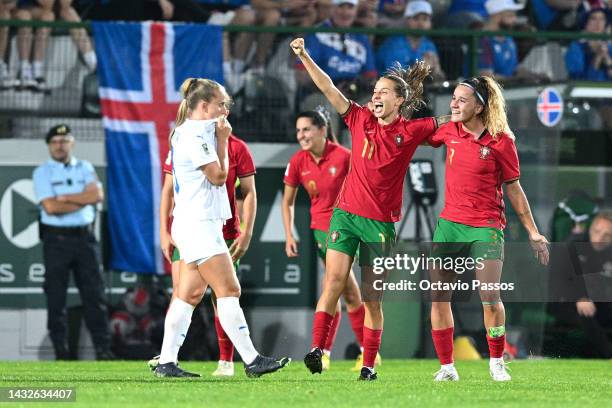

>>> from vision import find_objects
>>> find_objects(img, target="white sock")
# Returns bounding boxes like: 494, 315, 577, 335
490, 357, 503, 365
216, 297, 258, 365
83, 50, 97, 71
20, 60, 32, 78
32, 61, 43, 78
158, 297, 195, 365
442, 363, 455, 369
323, 349, 331, 357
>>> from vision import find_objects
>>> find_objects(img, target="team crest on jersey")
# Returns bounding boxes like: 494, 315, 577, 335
395, 135, 403, 146
330, 231, 340, 243
479, 146, 491, 159
329, 166, 337, 176
202, 143, 210, 154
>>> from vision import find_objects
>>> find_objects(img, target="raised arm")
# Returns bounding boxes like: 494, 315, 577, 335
505, 180, 549, 265
290, 37, 350, 115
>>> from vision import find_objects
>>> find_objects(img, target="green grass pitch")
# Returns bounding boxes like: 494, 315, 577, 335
1, 359, 610, 407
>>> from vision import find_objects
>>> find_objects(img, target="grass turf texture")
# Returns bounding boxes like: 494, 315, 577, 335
1, 360, 610, 407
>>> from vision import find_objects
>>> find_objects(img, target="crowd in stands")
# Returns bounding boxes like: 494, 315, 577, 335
0, 1, 609, 104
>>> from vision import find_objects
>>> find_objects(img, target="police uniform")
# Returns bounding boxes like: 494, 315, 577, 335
32, 124, 112, 360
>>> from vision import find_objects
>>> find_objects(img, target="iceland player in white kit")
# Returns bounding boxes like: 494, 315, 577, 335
154, 78, 289, 378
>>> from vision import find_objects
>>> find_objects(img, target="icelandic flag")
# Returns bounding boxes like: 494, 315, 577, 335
93, 22, 223, 274
536, 87, 563, 128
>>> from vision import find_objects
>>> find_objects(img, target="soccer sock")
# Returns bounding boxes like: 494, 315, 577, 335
216, 297, 258, 365
324, 311, 342, 353
158, 297, 195, 365
432, 327, 454, 365
83, 50, 97, 71
19, 60, 32, 78
347, 304, 365, 347
311, 311, 334, 350
214, 315, 234, 362
362, 326, 382, 368
486, 326, 506, 359
32, 61, 43, 78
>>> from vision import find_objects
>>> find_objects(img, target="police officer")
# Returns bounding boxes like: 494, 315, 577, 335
32, 124, 113, 360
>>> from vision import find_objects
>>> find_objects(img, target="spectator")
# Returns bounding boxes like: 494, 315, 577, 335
251, 0, 318, 73
295, 0, 377, 96
14, 0, 54, 92
530, 0, 582, 31
445, 0, 487, 29
377, 0, 407, 28
58, 1, 96, 72
32, 124, 113, 361
565, 7, 612, 80
355, 0, 379, 28
375, 1, 445, 81
0, 1, 18, 89
477, 0, 546, 81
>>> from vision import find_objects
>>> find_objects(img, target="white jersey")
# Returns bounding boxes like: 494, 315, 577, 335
171, 119, 231, 222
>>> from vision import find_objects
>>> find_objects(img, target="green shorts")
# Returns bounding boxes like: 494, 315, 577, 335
432, 218, 504, 261
326, 208, 395, 266
172, 239, 239, 269
313, 229, 328, 260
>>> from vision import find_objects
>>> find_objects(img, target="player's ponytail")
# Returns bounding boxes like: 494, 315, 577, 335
384, 60, 430, 119
481, 76, 514, 140
462, 76, 514, 140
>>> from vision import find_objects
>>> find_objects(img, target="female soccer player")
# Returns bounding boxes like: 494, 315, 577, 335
153, 77, 288, 378
427, 76, 549, 382
282, 109, 373, 372
290, 37, 443, 380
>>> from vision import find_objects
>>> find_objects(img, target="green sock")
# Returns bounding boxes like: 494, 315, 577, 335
488, 326, 505, 338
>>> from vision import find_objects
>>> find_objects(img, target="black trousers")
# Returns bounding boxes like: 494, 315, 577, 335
42, 230, 110, 352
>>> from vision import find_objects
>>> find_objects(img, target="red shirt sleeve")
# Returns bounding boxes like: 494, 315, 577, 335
342, 101, 370, 137
405, 117, 437, 145
234, 137, 256, 178
162, 150, 172, 174
496, 135, 520, 182
427, 122, 450, 148
283, 153, 301, 187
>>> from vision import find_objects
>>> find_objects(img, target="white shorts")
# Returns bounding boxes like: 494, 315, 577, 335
171, 218, 228, 265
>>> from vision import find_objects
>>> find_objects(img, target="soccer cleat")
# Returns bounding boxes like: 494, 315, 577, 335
304, 348, 323, 374
147, 355, 160, 371
321, 353, 330, 371
244, 355, 290, 378
351, 352, 382, 371
433, 365, 460, 381
154, 362, 200, 378
489, 359, 511, 381
358, 366, 377, 381
212, 360, 235, 377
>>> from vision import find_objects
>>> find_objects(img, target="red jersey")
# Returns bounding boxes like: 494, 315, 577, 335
164, 134, 256, 240
284, 141, 351, 231
338, 102, 436, 222
429, 122, 520, 229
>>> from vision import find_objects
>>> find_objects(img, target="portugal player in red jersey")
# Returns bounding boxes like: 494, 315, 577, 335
428, 76, 549, 382
291, 37, 443, 380
282, 109, 372, 372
